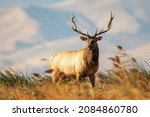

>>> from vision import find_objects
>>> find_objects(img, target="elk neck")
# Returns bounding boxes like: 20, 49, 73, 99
83, 43, 99, 65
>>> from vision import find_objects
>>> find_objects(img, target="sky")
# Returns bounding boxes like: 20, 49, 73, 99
0, 0, 62, 5
0, 0, 150, 73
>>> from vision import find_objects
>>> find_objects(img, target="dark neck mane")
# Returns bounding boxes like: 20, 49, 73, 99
83, 44, 99, 65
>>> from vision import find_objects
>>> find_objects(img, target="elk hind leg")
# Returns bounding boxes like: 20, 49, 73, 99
76, 74, 81, 82
89, 75, 95, 88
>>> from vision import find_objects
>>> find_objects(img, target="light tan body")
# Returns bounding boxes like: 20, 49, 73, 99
50, 47, 99, 87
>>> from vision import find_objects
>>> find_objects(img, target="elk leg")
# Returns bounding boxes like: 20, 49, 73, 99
58, 72, 65, 84
51, 71, 58, 83
76, 74, 81, 82
89, 75, 95, 88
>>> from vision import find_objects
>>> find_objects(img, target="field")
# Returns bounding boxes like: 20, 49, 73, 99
0, 46, 150, 100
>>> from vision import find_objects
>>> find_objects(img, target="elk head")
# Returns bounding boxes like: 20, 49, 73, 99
72, 13, 114, 49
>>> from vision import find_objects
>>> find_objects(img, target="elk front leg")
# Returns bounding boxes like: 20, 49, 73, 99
76, 74, 81, 82
89, 75, 95, 88
51, 71, 59, 83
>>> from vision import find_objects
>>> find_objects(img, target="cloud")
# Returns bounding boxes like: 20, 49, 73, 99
50, 0, 149, 33
128, 43, 150, 61
0, 5, 40, 52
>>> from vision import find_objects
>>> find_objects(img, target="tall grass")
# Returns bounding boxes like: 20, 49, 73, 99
104, 45, 150, 99
0, 46, 150, 100
0, 68, 31, 86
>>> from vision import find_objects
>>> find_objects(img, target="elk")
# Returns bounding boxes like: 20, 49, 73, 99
49, 13, 114, 87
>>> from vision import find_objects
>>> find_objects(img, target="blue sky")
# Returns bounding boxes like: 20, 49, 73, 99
0, 0, 150, 72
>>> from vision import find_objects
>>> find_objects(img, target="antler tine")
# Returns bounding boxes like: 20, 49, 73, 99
87, 31, 90, 36
71, 14, 88, 37
94, 12, 114, 37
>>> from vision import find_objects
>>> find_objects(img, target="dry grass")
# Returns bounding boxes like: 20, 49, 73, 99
0, 46, 150, 100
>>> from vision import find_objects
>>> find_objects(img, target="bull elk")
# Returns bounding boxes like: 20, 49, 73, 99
49, 13, 114, 87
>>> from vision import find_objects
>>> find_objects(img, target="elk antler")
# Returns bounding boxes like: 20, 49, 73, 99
72, 15, 89, 37
94, 12, 114, 37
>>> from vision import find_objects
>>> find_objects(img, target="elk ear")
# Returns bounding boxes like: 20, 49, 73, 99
80, 36, 88, 41
96, 36, 102, 41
